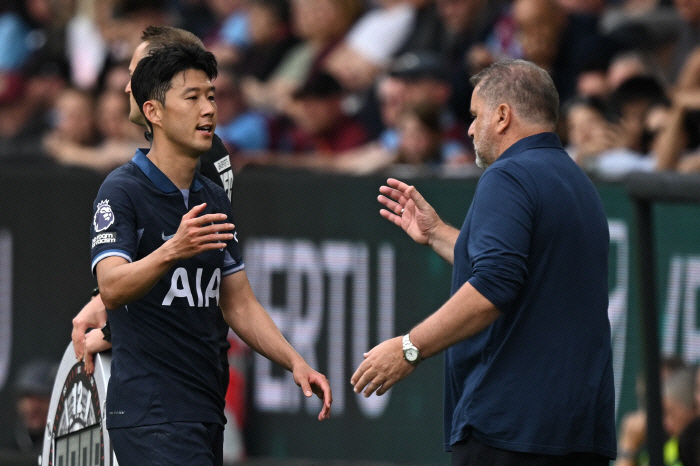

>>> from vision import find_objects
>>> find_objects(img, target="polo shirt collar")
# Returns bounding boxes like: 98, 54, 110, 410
497, 132, 563, 163
132, 149, 203, 193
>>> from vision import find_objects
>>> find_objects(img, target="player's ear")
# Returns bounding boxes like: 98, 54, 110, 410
142, 100, 162, 129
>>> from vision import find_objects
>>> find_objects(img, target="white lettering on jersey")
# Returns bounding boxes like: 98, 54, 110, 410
163, 268, 194, 306
204, 269, 221, 306
162, 267, 221, 307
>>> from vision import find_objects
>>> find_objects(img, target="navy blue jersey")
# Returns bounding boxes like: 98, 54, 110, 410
90, 149, 244, 428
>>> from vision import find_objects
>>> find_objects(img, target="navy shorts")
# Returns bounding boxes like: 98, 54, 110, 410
451, 435, 611, 466
109, 422, 223, 466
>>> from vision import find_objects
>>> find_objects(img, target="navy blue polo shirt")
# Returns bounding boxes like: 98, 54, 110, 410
90, 149, 244, 428
446, 132, 616, 458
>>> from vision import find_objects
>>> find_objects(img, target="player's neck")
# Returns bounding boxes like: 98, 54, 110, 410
147, 140, 200, 190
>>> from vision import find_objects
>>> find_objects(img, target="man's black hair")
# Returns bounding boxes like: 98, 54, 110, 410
131, 43, 218, 132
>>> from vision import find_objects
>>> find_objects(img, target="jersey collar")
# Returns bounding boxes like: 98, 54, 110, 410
496, 132, 563, 163
132, 149, 204, 193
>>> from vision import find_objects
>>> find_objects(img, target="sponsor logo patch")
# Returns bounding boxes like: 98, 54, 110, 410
214, 156, 231, 173
162, 232, 175, 241
92, 232, 117, 248
93, 200, 115, 232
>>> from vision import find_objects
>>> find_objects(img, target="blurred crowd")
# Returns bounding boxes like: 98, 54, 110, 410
4, 0, 700, 177
614, 356, 700, 466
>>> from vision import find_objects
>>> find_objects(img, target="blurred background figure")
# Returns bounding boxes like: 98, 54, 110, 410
280, 71, 368, 156
324, 0, 416, 92
11, 359, 57, 453
213, 65, 271, 171
241, 0, 362, 114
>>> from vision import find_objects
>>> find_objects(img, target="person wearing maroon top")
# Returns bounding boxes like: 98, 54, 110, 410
282, 72, 368, 155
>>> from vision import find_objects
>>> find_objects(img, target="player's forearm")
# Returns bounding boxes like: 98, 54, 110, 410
428, 221, 459, 265
97, 249, 177, 310
409, 282, 500, 359
223, 301, 304, 372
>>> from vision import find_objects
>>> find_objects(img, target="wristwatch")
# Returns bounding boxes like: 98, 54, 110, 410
402, 334, 421, 365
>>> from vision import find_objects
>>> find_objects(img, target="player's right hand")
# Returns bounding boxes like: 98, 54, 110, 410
378, 178, 441, 245
166, 203, 235, 260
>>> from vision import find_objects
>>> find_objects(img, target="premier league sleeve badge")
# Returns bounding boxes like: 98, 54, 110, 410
93, 200, 115, 232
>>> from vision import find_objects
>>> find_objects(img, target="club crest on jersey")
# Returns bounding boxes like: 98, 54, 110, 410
93, 200, 115, 232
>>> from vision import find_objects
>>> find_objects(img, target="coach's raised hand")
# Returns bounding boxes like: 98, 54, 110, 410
378, 178, 459, 265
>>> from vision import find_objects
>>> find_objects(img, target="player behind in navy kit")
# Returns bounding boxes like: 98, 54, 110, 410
90, 43, 332, 466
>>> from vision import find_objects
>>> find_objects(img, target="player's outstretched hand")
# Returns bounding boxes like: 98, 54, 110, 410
167, 203, 235, 260
292, 364, 333, 421
72, 295, 107, 361
83, 329, 112, 375
350, 336, 415, 397
378, 178, 441, 246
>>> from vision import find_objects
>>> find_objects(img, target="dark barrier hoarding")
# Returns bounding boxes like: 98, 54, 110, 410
2, 165, 700, 464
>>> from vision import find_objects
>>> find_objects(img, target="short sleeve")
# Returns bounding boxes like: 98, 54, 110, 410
90, 178, 138, 275
217, 190, 244, 276
467, 166, 534, 312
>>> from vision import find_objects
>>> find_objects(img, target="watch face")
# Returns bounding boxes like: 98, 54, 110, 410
405, 348, 418, 362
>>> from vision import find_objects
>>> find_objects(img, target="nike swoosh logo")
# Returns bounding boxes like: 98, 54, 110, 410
162, 232, 175, 241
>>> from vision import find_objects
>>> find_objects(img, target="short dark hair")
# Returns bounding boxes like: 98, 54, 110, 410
141, 25, 205, 50
131, 43, 218, 131
470, 59, 559, 127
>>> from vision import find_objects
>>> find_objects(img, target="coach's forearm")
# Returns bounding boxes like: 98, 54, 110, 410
96, 247, 178, 310
428, 221, 459, 265
409, 281, 500, 359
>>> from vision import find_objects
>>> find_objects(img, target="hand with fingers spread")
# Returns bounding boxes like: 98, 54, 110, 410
292, 363, 333, 420
378, 178, 441, 245
351, 336, 415, 397
379, 178, 459, 264
165, 203, 235, 261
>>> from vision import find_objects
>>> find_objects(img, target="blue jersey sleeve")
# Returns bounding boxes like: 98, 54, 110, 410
90, 175, 138, 275
466, 166, 534, 312
218, 190, 244, 276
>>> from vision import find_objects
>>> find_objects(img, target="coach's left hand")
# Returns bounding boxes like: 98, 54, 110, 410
292, 364, 333, 421
351, 336, 415, 397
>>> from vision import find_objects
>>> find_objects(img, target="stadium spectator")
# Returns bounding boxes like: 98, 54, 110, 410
241, 0, 363, 113
213, 65, 270, 166
384, 51, 472, 162
564, 76, 668, 178
200, 0, 249, 67
394, 102, 465, 166
0, 53, 67, 163
42, 89, 142, 173
11, 359, 57, 453
512, 0, 605, 103
669, 0, 700, 83
617, 366, 697, 466
653, 45, 700, 172
233, 0, 297, 82
353, 59, 615, 465
279, 71, 368, 155
324, 0, 416, 92
42, 87, 101, 168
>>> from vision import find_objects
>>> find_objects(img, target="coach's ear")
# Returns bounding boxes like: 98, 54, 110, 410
142, 100, 163, 129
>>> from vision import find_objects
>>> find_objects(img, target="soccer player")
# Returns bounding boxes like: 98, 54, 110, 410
72, 26, 234, 382
90, 43, 331, 466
